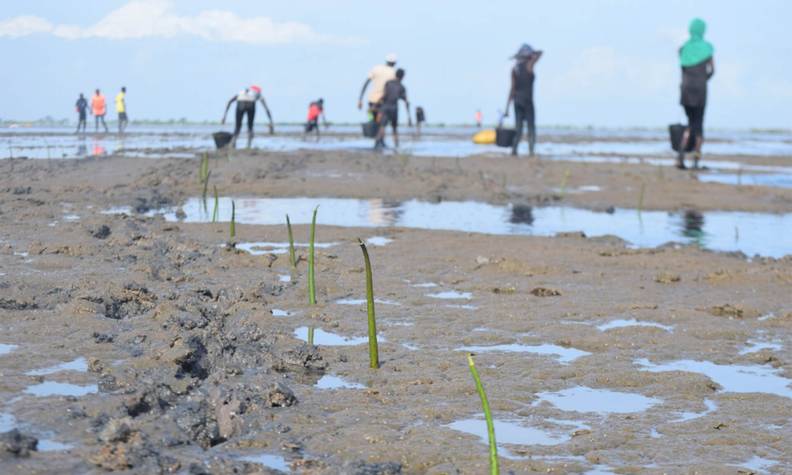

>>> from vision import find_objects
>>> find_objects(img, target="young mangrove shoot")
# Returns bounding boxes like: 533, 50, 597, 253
467, 353, 499, 475
307, 206, 319, 305
638, 182, 646, 213
211, 186, 219, 223
202, 170, 212, 199
307, 326, 315, 345
358, 238, 379, 369
229, 200, 236, 240
559, 169, 571, 199
286, 214, 297, 270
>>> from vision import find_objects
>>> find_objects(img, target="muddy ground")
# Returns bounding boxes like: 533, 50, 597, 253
0, 142, 791, 474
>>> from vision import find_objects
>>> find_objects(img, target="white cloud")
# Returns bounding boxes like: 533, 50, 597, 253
0, 0, 360, 45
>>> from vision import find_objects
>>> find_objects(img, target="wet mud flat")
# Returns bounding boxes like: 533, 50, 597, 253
1, 148, 791, 474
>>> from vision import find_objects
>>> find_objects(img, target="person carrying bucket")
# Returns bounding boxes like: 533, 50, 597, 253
304, 98, 328, 141
504, 44, 542, 157
91, 89, 109, 133
676, 18, 715, 170
222, 85, 274, 148
374, 68, 412, 149
358, 54, 398, 119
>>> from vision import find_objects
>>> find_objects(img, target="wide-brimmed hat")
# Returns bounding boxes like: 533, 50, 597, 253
512, 43, 535, 59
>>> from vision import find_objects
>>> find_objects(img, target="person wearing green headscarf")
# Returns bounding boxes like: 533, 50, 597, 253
677, 18, 715, 169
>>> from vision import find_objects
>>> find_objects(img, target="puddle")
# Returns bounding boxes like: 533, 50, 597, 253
366, 236, 393, 246
596, 319, 673, 332
447, 304, 478, 310
294, 327, 368, 346
236, 240, 338, 256
699, 172, 792, 189
238, 453, 290, 472
24, 382, 98, 397
271, 309, 293, 318
62, 214, 80, 221
38, 439, 74, 452
534, 386, 661, 413
335, 297, 401, 306
649, 428, 662, 438
670, 399, 718, 423
457, 344, 590, 364
735, 456, 779, 474
636, 358, 792, 399
25, 357, 88, 376
411, 282, 438, 288
427, 291, 472, 300
401, 342, 419, 351
278, 274, 291, 283
0, 413, 15, 432
160, 197, 792, 258
315, 375, 366, 390
0, 343, 18, 356
447, 417, 570, 458
739, 339, 782, 355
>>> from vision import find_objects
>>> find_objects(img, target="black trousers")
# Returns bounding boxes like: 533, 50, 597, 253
234, 102, 256, 136
513, 101, 536, 155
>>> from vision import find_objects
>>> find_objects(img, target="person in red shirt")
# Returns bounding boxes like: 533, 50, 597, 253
91, 89, 109, 133
303, 98, 328, 141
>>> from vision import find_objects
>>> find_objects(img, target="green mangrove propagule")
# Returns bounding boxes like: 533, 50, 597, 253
307, 206, 318, 305
307, 327, 315, 345
467, 353, 499, 475
286, 214, 297, 270
211, 186, 219, 223
358, 239, 380, 369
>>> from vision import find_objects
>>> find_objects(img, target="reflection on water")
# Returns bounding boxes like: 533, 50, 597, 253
162, 197, 792, 258
510, 204, 534, 225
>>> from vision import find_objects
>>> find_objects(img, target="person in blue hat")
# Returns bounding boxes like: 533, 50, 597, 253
504, 44, 542, 157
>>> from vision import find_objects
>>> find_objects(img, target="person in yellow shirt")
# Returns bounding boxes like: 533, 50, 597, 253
115, 87, 128, 134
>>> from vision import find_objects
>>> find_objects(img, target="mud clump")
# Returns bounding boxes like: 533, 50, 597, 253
655, 272, 681, 284
267, 382, 297, 407
706, 304, 758, 319
531, 287, 562, 297
344, 460, 403, 475
0, 298, 38, 311
0, 429, 38, 458
90, 224, 112, 239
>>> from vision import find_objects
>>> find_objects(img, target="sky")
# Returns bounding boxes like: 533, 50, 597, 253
1, 0, 791, 128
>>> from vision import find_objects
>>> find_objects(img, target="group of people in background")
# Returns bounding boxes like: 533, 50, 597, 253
74, 87, 127, 134
73, 18, 714, 164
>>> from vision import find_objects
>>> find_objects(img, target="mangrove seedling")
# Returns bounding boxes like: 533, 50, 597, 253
358, 239, 379, 369
286, 214, 297, 270
211, 186, 219, 223
307, 206, 318, 305
198, 153, 209, 184
559, 169, 571, 199
202, 170, 212, 199
467, 353, 499, 475
637, 182, 646, 212
307, 326, 315, 345
229, 200, 236, 240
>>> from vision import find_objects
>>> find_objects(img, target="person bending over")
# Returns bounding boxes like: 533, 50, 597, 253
222, 85, 274, 148
358, 54, 397, 120
304, 98, 328, 141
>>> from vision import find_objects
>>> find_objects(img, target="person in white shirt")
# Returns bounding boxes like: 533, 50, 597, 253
357, 54, 398, 118
222, 85, 274, 148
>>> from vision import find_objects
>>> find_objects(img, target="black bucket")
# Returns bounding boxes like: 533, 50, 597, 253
361, 121, 380, 138
213, 132, 233, 149
669, 124, 695, 152
495, 128, 516, 148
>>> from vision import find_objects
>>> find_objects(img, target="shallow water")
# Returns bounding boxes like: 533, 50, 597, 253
457, 343, 590, 364
596, 319, 673, 332
315, 375, 366, 390
670, 399, 718, 423
534, 386, 661, 413
736, 455, 779, 474
38, 439, 74, 452
164, 197, 792, 258
0, 343, 18, 356
24, 381, 98, 397
699, 172, 792, 189
426, 290, 472, 300
446, 417, 570, 458
271, 308, 293, 317
636, 358, 792, 399
738, 339, 783, 355
293, 327, 368, 346
334, 297, 400, 306
238, 453, 290, 472
366, 236, 393, 246
236, 240, 338, 256
25, 357, 88, 376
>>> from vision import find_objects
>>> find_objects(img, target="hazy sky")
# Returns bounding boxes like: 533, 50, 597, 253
1, 0, 791, 128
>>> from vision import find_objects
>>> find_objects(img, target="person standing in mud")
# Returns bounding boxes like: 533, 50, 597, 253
91, 89, 109, 133
116, 86, 128, 134
676, 18, 715, 170
358, 54, 398, 120
304, 98, 328, 141
475, 109, 483, 128
221, 85, 274, 148
415, 106, 426, 136
504, 44, 542, 157
75, 93, 87, 134
374, 68, 412, 149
